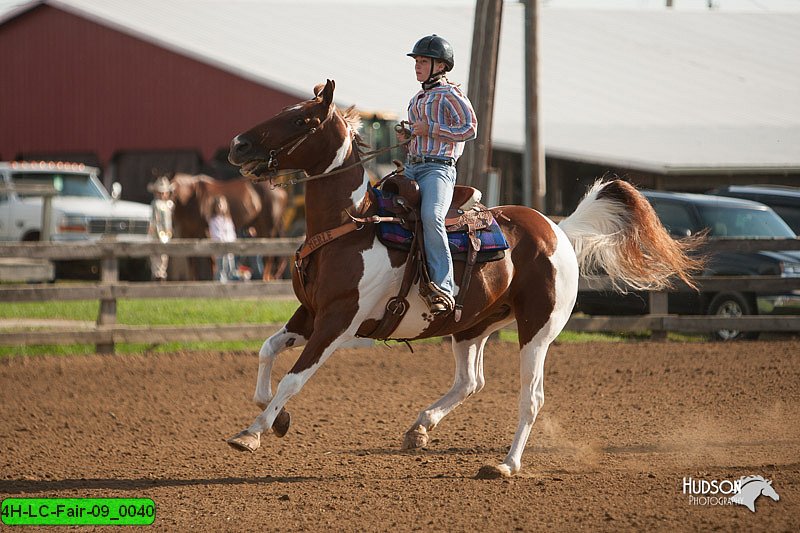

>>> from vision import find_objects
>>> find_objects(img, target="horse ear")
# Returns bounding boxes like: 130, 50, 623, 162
320, 79, 335, 108
313, 83, 325, 97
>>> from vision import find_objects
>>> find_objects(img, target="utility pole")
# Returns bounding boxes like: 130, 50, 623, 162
522, 0, 545, 211
460, 0, 503, 194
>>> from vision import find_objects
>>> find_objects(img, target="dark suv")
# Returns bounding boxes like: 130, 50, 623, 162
575, 191, 800, 340
708, 185, 800, 234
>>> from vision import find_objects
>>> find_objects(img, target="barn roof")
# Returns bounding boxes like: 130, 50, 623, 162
3, 0, 799, 174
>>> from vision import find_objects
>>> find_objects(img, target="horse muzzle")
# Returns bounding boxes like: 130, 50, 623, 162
229, 135, 257, 166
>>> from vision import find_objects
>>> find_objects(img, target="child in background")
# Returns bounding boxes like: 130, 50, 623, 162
208, 195, 238, 282
147, 176, 174, 281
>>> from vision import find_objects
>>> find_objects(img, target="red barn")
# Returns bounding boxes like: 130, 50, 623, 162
0, 1, 302, 202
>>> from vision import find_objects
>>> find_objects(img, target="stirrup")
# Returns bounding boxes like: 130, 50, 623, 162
423, 284, 454, 316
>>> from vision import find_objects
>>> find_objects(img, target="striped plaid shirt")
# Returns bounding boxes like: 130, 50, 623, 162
407, 83, 477, 160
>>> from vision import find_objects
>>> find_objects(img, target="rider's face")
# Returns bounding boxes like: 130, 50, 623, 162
414, 56, 443, 82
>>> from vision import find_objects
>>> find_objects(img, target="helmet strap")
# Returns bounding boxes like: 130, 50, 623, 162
421, 60, 445, 90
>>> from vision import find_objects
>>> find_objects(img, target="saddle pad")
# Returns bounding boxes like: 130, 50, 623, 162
373, 188, 509, 256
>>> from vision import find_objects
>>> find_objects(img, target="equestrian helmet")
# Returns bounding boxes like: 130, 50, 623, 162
407, 34, 454, 71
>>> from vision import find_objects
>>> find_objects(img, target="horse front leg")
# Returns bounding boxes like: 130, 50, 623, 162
227, 310, 354, 453
252, 306, 313, 437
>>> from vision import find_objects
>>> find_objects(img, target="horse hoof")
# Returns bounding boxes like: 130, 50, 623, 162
227, 430, 261, 453
401, 425, 429, 450
272, 409, 291, 438
475, 464, 512, 480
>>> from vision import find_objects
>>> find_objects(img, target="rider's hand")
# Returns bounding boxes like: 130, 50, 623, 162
394, 121, 412, 142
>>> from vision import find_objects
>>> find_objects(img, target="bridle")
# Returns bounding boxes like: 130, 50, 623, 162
247, 113, 410, 188
262, 117, 326, 177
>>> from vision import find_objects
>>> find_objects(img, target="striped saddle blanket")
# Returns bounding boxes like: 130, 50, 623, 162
372, 187, 509, 260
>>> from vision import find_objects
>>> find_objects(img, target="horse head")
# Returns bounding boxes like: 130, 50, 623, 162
228, 79, 345, 181
732, 476, 780, 512
168, 174, 210, 238
761, 479, 780, 502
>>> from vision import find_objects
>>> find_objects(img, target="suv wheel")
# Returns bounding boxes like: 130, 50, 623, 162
707, 292, 758, 341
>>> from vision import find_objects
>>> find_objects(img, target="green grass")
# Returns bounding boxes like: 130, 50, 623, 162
0, 298, 299, 357
0, 298, 299, 325
499, 329, 705, 344
0, 299, 707, 357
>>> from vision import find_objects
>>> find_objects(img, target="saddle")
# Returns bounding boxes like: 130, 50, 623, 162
355, 174, 509, 341
380, 175, 484, 221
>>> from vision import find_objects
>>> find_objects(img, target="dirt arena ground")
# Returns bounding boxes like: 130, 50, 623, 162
1, 340, 799, 532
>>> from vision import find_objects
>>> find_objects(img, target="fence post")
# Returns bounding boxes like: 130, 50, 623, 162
96, 249, 118, 354
649, 291, 668, 340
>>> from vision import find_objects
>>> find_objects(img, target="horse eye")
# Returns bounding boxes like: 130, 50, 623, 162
294, 118, 306, 127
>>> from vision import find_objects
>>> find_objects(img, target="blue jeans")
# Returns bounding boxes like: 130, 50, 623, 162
403, 162, 456, 296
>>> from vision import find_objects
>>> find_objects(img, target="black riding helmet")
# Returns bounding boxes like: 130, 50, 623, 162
407, 34, 454, 72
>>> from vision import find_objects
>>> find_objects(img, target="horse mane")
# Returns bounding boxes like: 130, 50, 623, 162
340, 105, 370, 153
340, 105, 362, 132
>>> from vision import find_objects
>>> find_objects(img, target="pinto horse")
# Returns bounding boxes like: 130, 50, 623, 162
169, 173, 288, 280
225, 80, 701, 478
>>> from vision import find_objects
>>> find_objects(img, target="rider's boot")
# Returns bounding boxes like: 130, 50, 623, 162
423, 282, 455, 316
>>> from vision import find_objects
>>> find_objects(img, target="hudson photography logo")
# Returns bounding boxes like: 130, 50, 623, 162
682, 475, 780, 512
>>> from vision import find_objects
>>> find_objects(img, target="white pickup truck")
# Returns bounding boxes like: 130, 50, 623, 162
0, 161, 152, 279
0, 161, 151, 242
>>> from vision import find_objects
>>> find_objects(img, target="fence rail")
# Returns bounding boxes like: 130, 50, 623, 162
1, 237, 799, 352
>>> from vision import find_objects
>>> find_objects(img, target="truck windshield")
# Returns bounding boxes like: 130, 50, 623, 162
11, 172, 107, 199
697, 205, 797, 238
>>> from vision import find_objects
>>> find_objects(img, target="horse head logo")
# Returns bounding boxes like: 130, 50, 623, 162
730, 476, 780, 512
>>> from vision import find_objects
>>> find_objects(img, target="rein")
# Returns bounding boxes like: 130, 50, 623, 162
251, 138, 410, 188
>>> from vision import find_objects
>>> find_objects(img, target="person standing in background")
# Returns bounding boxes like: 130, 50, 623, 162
147, 176, 174, 282
208, 195, 238, 282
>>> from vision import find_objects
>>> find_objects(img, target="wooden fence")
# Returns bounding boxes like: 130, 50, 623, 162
1, 237, 799, 353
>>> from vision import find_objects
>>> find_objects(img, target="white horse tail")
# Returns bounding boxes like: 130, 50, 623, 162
558, 179, 704, 291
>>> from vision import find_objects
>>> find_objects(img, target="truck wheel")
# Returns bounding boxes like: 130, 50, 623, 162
707, 292, 758, 341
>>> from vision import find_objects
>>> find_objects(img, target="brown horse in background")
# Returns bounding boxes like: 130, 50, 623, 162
169, 173, 288, 280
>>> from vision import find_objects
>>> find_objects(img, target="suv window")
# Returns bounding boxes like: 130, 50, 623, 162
11, 172, 106, 199
650, 201, 695, 236
769, 205, 800, 234
696, 205, 795, 238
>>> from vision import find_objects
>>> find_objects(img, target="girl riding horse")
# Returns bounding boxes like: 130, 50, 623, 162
399, 34, 478, 316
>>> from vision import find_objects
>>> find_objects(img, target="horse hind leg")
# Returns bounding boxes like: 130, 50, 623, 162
402, 332, 493, 450
477, 335, 549, 479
